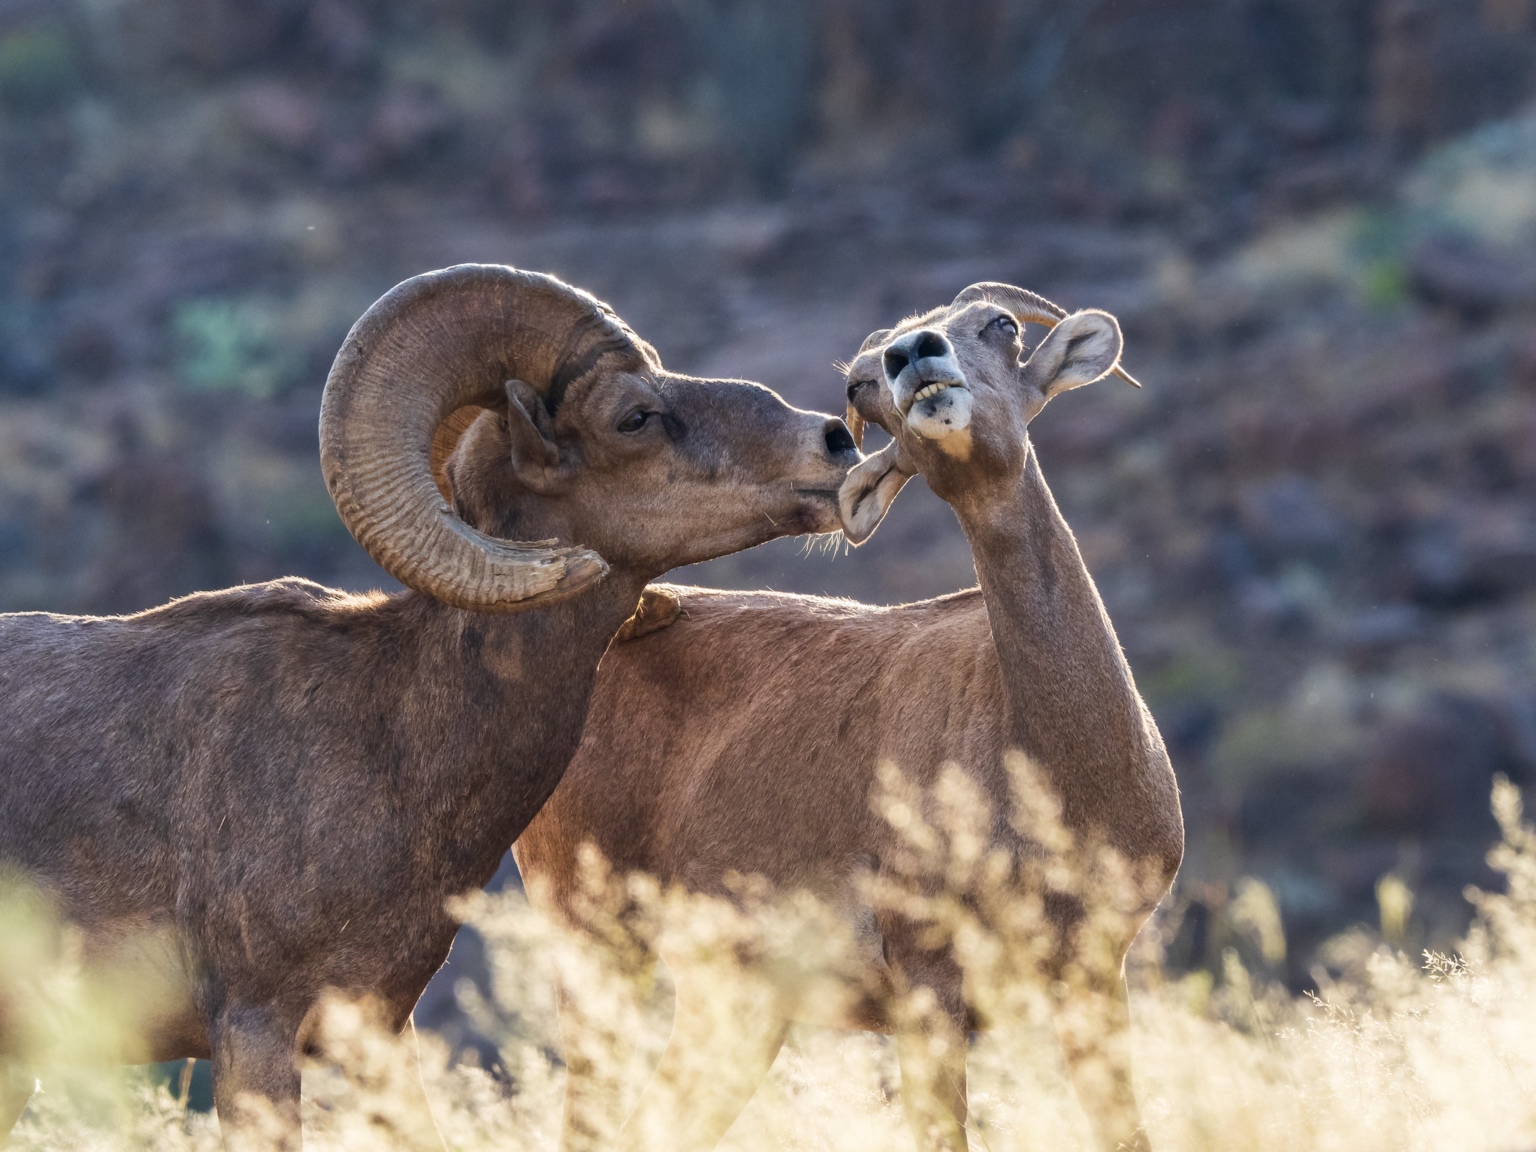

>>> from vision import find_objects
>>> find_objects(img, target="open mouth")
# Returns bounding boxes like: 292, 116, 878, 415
901, 381, 967, 415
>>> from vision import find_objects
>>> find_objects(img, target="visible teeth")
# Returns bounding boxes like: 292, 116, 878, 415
913, 383, 948, 402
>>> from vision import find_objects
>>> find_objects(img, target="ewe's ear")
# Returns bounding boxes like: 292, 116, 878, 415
838, 439, 914, 546
1024, 310, 1123, 405
504, 378, 565, 493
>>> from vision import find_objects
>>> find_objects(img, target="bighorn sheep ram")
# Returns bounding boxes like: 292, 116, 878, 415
514, 284, 1184, 1152
0, 265, 859, 1150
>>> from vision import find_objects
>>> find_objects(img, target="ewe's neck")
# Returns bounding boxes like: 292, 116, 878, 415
951, 444, 1160, 834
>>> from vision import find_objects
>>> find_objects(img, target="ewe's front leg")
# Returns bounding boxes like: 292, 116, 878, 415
1052, 970, 1150, 1152
209, 1006, 303, 1152
882, 920, 970, 1152
891, 982, 970, 1152
895, 1019, 969, 1152
557, 973, 650, 1152
616, 966, 787, 1152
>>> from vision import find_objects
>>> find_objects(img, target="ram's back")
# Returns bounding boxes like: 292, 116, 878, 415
0, 578, 392, 929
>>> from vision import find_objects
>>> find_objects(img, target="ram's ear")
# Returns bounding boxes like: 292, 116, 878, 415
504, 378, 567, 493
431, 404, 489, 503
1023, 310, 1124, 405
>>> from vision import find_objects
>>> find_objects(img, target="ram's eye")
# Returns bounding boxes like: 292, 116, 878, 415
986, 315, 1019, 337
846, 378, 875, 403
617, 410, 651, 434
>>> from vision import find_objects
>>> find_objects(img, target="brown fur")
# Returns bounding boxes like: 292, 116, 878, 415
516, 291, 1184, 1152
0, 297, 858, 1150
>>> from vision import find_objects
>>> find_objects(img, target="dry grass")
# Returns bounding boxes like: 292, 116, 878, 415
6, 774, 1536, 1152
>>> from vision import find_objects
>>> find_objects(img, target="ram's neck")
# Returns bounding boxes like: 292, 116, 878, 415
385, 570, 650, 893
952, 445, 1174, 850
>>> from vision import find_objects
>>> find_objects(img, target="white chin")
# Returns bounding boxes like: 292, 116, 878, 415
907, 388, 973, 440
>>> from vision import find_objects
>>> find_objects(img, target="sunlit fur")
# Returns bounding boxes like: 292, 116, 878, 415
0, 282, 856, 1151
516, 287, 1182, 1152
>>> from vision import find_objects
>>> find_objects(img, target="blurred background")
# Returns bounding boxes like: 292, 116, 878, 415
4, 0, 1536, 1071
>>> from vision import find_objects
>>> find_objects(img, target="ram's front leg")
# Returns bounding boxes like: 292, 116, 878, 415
387, 1017, 449, 1152
209, 1005, 303, 1152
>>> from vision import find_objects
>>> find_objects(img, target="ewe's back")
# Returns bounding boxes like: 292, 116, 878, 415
516, 583, 1009, 913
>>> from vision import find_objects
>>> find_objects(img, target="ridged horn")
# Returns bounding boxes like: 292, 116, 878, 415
320, 264, 643, 612
951, 282, 1143, 388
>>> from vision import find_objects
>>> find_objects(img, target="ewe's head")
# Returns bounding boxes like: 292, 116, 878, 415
321, 265, 858, 610
837, 283, 1133, 543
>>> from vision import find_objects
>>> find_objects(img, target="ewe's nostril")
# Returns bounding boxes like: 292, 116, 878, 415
884, 331, 950, 382
914, 331, 949, 361
823, 419, 857, 458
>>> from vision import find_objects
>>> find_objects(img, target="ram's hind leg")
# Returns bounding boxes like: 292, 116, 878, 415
1052, 970, 1149, 1152
615, 966, 787, 1152
1, 1061, 34, 1138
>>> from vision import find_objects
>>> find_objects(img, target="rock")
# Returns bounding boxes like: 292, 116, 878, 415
1404, 508, 1536, 607
54, 316, 120, 379
1408, 235, 1536, 318
1360, 693, 1516, 833
366, 84, 457, 165
1337, 603, 1422, 653
1238, 473, 1342, 561
234, 81, 324, 156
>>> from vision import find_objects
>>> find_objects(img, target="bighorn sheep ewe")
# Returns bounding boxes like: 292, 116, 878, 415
0, 265, 859, 1150
514, 284, 1183, 1152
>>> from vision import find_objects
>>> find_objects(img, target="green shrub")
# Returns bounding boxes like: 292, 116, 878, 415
171, 298, 297, 399
0, 24, 79, 111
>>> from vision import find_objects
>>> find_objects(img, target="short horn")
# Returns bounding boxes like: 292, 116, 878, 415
952, 282, 1143, 388
844, 401, 867, 451
320, 264, 645, 612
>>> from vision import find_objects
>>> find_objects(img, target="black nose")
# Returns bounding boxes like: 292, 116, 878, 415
823, 418, 858, 459
883, 329, 953, 382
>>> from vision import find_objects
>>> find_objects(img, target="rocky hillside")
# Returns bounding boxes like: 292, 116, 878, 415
4, 1, 1536, 1018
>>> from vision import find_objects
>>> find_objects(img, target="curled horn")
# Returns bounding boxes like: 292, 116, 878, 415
950, 283, 1143, 388
320, 264, 646, 612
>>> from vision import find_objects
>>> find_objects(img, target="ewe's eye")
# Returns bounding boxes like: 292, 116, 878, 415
617, 409, 651, 434
846, 378, 875, 403
986, 315, 1019, 337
